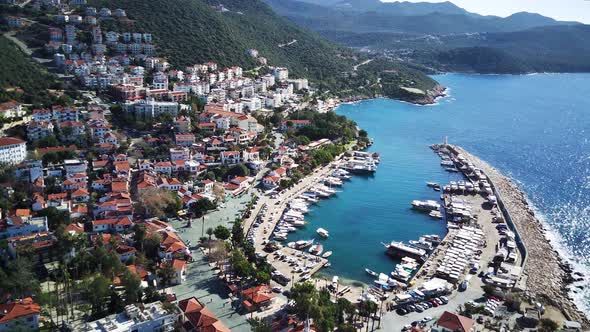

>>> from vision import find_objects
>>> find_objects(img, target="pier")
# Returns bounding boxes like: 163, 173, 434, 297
440, 144, 589, 325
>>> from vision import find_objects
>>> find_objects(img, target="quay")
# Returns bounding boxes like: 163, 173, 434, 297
245, 156, 366, 302
442, 144, 589, 325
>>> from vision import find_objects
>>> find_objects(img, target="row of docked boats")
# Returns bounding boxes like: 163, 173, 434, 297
383, 234, 441, 263
340, 151, 380, 174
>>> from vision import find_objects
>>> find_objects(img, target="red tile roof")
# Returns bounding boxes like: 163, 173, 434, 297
0, 298, 40, 324
436, 311, 474, 332
0, 137, 25, 146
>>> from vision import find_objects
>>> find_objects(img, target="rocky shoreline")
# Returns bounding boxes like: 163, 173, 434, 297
448, 145, 589, 326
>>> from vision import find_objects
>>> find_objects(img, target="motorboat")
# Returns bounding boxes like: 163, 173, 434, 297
365, 268, 378, 277
411, 200, 441, 211
322, 251, 333, 258
316, 227, 329, 238
309, 243, 324, 256
429, 210, 443, 219
288, 239, 314, 249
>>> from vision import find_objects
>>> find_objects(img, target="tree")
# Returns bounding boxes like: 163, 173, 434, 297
158, 261, 176, 287
133, 224, 146, 252
214, 225, 231, 241
84, 275, 110, 318
38, 206, 71, 230
121, 270, 143, 304
144, 233, 162, 259
231, 221, 244, 247
137, 188, 179, 218
539, 318, 559, 332
226, 164, 250, 178
206, 227, 214, 242
190, 198, 216, 218
248, 318, 272, 332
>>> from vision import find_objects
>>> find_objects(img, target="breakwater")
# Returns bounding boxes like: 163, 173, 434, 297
446, 144, 588, 325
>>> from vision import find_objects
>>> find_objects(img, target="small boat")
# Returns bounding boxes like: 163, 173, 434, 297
316, 227, 329, 238
365, 268, 378, 277
322, 251, 333, 258
429, 210, 443, 219
309, 243, 324, 256
324, 262, 331, 267
445, 167, 459, 172
426, 182, 439, 188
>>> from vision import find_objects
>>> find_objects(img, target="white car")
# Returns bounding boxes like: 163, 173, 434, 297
272, 286, 283, 293
422, 316, 433, 323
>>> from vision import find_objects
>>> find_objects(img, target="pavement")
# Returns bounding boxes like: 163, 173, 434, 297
166, 194, 254, 332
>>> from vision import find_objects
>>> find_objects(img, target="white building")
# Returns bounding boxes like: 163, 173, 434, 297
124, 98, 179, 119
0, 137, 26, 165
273, 67, 289, 81
82, 302, 178, 332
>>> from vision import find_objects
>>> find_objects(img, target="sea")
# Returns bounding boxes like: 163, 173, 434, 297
285, 73, 590, 314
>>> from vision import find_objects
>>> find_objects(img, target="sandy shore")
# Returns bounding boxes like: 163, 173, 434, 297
448, 145, 589, 325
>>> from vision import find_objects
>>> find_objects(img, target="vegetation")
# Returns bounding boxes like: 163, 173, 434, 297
0, 36, 57, 105
87, 0, 440, 102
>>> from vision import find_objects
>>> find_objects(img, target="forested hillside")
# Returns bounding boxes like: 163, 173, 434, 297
0, 36, 57, 105
88, 0, 441, 102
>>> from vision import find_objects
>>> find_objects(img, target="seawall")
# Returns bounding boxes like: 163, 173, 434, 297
446, 144, 588, 325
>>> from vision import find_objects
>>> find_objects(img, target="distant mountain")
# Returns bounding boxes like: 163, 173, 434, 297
324, 25, 590, 73
264, 0, 590, 73
265, 0, 579, 34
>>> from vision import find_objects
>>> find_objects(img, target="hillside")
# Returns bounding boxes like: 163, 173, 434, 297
326, 25, 590, 73
89, 0, 355, 81
0, 36, 57, 106
88, 0, 440, 103
264, 0, 590, 73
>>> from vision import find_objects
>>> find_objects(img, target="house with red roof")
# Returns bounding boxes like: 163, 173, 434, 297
433, 311, 475, 332
115, 244, 137, 262
0, 298, 41, 331
242, 285, 275, 312
177, 297, 230, 332
92, 216, 133, 233
71, 188, 90, 202
220, 150, 240, 165
175, 133, 196, 147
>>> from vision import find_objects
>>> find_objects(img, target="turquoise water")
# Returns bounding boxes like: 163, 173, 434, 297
287, 73, 590, 312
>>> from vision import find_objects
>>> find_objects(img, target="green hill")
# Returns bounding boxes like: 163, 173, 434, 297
89, 0, 354, 80
88, 0, 440, 102
0, 36, 57, 105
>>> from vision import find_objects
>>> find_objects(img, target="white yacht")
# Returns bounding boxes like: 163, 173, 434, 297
316, 227, 329, 238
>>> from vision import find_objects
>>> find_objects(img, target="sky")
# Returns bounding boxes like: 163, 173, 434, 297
383, 0, 590, 23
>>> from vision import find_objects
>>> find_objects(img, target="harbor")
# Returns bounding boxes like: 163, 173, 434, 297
243, 151, 382, 302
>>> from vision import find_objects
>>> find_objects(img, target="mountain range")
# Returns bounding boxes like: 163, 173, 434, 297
264, 0, 590, 73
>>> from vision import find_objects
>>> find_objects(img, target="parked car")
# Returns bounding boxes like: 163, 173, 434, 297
440, 296, 449, 304
422, 316, 433, 323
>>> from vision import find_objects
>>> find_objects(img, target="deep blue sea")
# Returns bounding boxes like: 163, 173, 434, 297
286, 73, 590, 313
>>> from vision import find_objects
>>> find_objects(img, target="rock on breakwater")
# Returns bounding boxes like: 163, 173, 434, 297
447, 145, 589, 325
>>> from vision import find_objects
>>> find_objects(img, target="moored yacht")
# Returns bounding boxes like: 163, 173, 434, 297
316, 227, 329, 238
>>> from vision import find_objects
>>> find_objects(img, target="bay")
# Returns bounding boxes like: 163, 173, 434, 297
286, 73, 590, 312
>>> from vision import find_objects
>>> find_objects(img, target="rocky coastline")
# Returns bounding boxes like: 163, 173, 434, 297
449, 145, 589, 326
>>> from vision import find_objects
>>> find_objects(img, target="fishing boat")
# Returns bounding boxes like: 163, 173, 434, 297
365, 268, 378, 277
322, 251, 333, 258
316, 227, 329, 238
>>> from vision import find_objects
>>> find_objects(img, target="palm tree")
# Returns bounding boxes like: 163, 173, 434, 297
206, 227, 214, 253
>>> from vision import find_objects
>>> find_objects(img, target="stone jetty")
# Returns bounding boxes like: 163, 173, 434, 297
444, 144, 589, 325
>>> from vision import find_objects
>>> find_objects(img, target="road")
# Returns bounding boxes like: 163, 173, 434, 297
353, 59, 374, 71
4, 31, 52, 64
